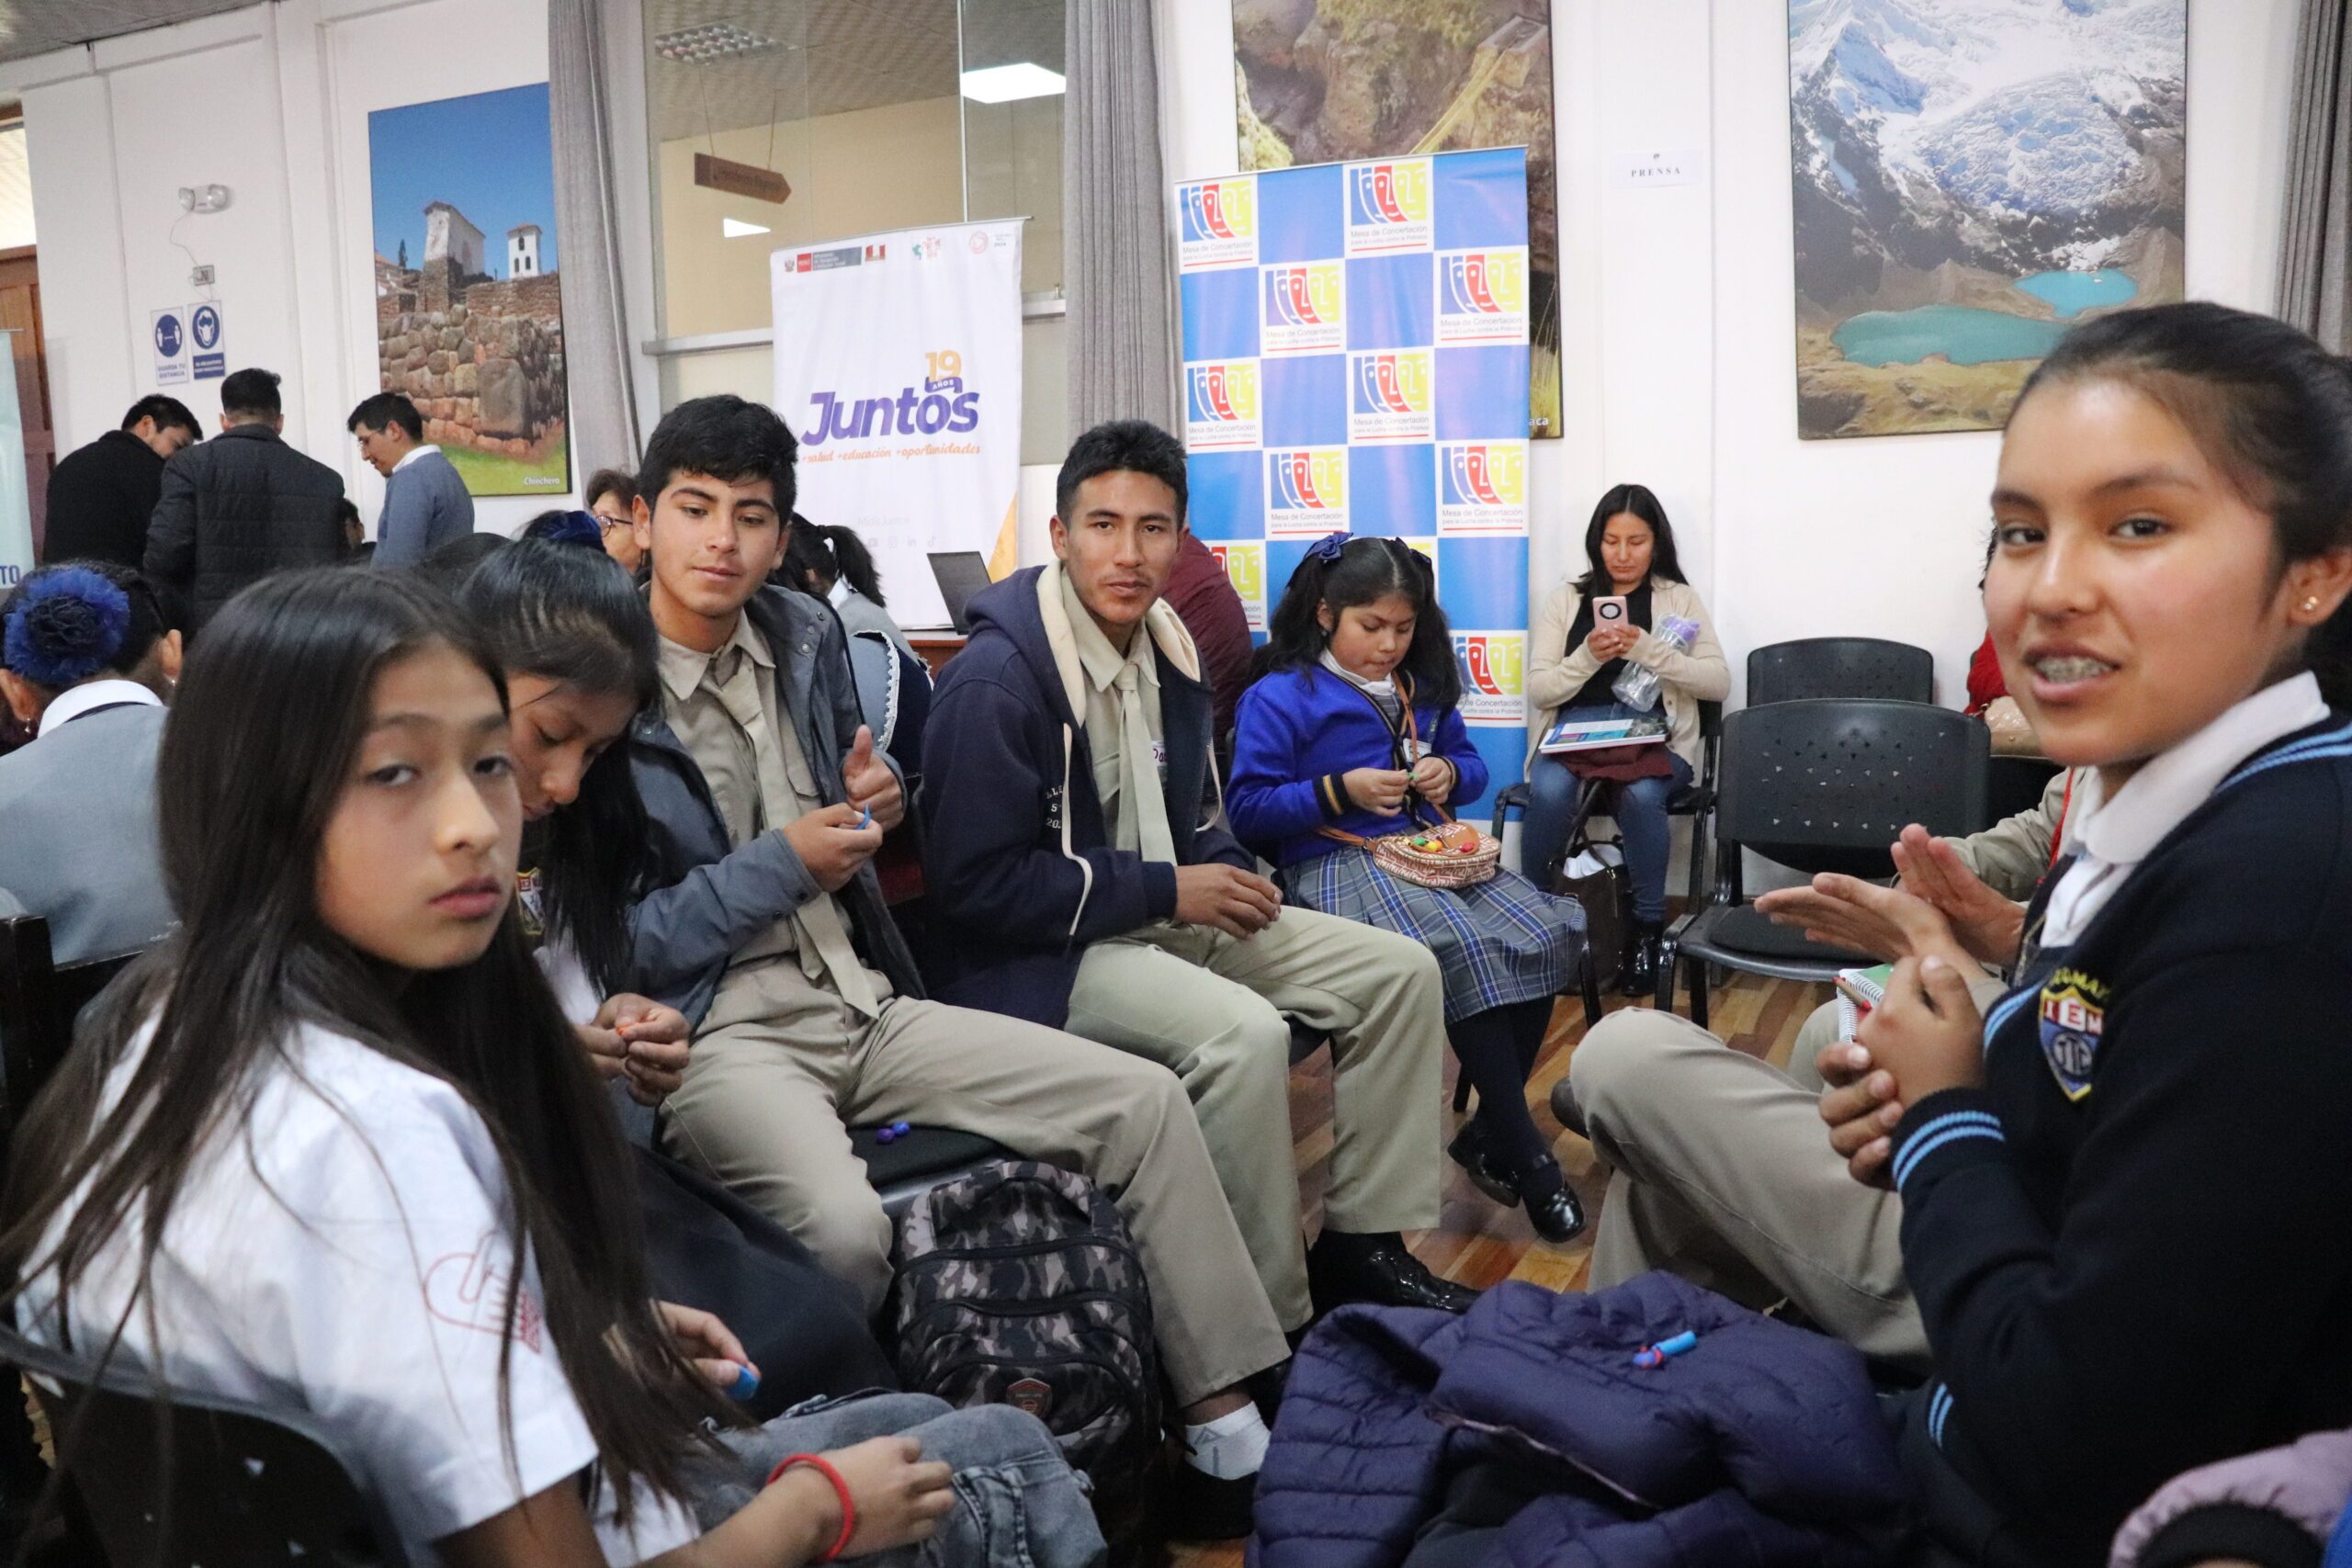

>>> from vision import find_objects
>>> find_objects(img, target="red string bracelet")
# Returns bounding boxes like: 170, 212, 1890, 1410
765, 1452, 855, 1562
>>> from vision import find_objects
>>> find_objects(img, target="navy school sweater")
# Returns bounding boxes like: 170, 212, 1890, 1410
1227, 663, 1489, 867
1889, 714, 2352, 1566
916, 568, 1256, 1027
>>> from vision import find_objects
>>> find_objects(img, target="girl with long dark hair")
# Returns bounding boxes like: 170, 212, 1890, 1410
1522, 483, 1728, 992
1230, 535, 1588, 1244
5, 568, 1099, 1567
1574, 303, 2352, 1563
459, 538, 904, 1412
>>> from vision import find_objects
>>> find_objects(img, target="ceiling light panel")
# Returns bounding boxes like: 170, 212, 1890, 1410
653, 21, 782, 62
959, 62, 1064, 105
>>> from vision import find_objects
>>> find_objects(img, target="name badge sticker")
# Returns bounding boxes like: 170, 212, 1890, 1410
2037, 968, 2109, 1101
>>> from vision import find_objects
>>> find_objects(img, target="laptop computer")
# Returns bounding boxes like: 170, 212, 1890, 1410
928, 550, 994, 635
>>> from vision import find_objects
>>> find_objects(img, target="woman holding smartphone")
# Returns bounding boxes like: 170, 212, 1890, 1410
1523, 484, 1728, 991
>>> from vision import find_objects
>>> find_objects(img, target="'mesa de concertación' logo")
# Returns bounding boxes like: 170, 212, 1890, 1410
803, 349, 978, 447
1437, 442, 1528, 536
1347, 159, 1432, 255
1209, 541, 1267, 631
1349, 350, 1433, 445
1261, 262, 1344, 355
1185, 361, 1261, 451
1179, 179, 1258, 269
1438, 248, 1530, 344
1265, 447, 1349, 536
1453, 631, 1526, 725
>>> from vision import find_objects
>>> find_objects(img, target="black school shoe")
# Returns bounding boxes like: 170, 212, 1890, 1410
1446, 1124, 1588, 1246
1163, 1461, 1258, 1541
1306, 1230, 1481, 1315
1619, 919, 1666, 996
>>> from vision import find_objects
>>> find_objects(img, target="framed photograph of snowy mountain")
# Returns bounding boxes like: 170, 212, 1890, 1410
1788, 0, 2186, 439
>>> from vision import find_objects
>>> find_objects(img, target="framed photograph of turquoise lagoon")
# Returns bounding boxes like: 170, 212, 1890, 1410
1788, 0, 2186, 439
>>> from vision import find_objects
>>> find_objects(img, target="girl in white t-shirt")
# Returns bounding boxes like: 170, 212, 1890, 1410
6, 569, 1101, 1568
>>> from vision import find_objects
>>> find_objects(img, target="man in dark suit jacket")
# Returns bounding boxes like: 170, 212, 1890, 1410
144, 368, 346, 631
43, 396, 201, 569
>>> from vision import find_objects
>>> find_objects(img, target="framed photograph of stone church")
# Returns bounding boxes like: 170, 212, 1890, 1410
368, 83, 570, 496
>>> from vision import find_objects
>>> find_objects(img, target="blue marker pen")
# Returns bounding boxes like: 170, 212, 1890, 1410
729, 1363, 761, 1402
1632, 1330, 1699, 1369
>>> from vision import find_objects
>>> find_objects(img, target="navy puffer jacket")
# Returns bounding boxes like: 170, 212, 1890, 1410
1250, 1273, 1912, 1568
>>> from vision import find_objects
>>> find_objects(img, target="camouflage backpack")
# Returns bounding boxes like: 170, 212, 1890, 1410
891, 1162, 1160, 1506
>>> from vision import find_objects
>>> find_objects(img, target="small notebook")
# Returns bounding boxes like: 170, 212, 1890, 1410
1538, 714, 1668, 754
1833, 964, 1895, 1040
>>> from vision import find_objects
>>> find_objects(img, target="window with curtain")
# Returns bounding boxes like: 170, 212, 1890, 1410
642, 0, 1067, 462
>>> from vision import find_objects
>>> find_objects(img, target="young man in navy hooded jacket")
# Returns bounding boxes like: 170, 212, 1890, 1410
922, 420, 1467, 1330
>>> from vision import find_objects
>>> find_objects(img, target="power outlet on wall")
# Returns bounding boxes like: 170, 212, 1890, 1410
190, 265, 215, 287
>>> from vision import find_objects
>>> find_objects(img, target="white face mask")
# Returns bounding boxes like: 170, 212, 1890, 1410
1319, 646, 1395, 696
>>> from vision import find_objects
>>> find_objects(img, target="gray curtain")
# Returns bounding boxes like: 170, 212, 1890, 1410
1065, 0, 1176, 433
2279, 0, 2352, 350
548, 0, 643, 477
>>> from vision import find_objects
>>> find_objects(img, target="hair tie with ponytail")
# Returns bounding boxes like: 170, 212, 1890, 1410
4, 567, 132, 689
1306, 531, 1349, 563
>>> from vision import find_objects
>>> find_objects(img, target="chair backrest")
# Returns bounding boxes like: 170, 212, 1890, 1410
1694, 698, 1724, 786
1747, 638, 1935, 707
0, 1325, 405, 1568
1715, 699, 1990, 879
0, 917, 142, 1125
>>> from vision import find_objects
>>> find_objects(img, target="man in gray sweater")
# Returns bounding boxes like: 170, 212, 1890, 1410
347, 391, 473, 566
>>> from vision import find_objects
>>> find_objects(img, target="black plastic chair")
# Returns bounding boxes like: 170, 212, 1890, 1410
1659, 700, 1990, 1027
1746, 638, 1934, 708
0, 917, 141, 1130
1494, 698, 1723, 913
0, 1324, 407, 1568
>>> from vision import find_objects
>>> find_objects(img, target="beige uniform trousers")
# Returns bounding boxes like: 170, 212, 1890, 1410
1569, 1000, 1932, 1370
1064, 908, 1446, 1330
662, 984, 1290, 1405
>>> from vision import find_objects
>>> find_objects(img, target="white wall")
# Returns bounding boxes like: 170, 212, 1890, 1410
1163, 0, 2301, 713
12, 0, 579, 539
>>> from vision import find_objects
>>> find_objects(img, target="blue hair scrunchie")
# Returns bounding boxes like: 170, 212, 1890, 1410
3, 567, 132, 689
544, 509, 605, 550
1307, 531, 1350, 563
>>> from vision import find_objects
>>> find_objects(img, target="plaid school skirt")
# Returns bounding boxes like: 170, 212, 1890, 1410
1282, 845, 1586, 1023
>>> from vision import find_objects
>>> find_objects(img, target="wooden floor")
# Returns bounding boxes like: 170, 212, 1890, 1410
1171, 969, 1834, 1568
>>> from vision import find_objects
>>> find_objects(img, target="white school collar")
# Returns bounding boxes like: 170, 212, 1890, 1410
2043, 671, 2326, 944
37, 679, 163, 738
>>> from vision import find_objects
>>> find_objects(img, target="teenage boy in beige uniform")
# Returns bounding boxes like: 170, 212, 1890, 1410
921, 421, 1471, 1329
1564, 770, 2073, 1368
621, 396, 1285, 1537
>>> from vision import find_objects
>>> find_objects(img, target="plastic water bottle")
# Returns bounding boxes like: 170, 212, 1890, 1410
1613, 616, 1699, 712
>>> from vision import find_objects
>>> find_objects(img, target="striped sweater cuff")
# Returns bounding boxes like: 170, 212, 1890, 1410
1317, 773, 1351, 818
1890, 1089, 2007, 1197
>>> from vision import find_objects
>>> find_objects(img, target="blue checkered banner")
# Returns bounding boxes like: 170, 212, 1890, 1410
1174, 148, 1532, 815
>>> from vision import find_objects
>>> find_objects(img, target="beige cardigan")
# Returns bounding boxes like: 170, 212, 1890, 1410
1527, 577, 1730, 773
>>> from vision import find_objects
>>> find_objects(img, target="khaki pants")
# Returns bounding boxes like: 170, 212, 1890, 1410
1064, 908, 1446, 1330
662, 988, 1290, 1404
1569, 1000, 1930, 1370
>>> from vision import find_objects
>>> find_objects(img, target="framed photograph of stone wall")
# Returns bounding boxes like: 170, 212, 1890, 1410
1235, 1, 1561, 440
368, 84, 570, 496
1789, 1, 2186, 440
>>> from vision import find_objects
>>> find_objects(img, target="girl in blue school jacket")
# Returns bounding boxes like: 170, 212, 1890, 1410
1229, 534, 1589, 1245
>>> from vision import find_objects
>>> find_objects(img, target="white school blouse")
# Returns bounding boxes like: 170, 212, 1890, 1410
17, 1019, 697, 1565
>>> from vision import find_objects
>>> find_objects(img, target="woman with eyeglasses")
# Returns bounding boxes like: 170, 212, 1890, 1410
587, 466, 646, 577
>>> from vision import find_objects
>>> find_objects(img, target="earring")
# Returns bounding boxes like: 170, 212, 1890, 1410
2305, 596, 2323, 613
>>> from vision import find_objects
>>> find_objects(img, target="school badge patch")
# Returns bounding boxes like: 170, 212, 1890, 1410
2038, 968, 2109, 1101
